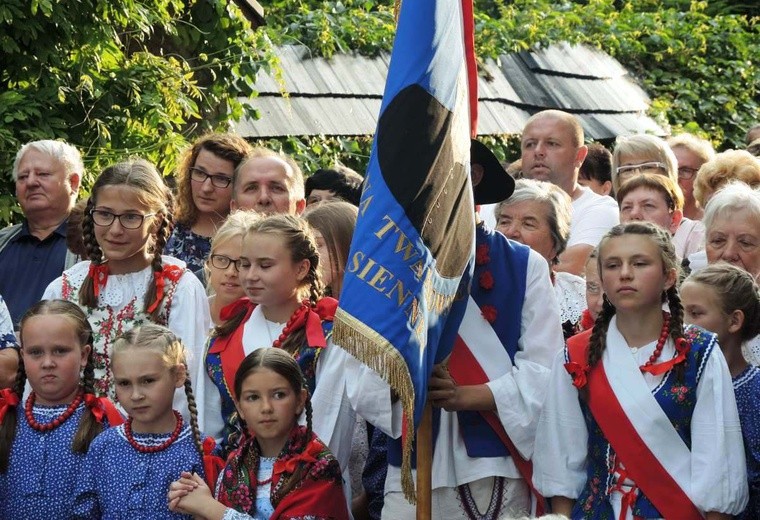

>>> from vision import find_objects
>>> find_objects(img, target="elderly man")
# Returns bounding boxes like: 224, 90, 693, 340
230, 147, 306, 215
0, 140, 82, 326
521, 110, 619, 276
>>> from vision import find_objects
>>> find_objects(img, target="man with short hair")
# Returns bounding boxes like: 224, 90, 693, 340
230, 148, 306, 215
0, 140, 82, 326
521, 110, 619, 275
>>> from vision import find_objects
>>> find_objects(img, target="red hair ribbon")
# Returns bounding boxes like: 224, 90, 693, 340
579, 309, 595, 331
564, 361, 589, 389
83, 393, 106, 422
202, 437, 225, 489
0, 388, 20, 424
640, 337, 691, 376
276, 438, 322, 475
88, 262, 109, 298
83, 393, 124, 425
147, 264, 185, 314
303, 297, 337, 348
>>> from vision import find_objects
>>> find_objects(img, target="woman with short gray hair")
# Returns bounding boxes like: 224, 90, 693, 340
495, 179, 585, 338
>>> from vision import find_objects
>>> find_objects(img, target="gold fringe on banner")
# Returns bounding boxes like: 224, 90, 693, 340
332, 307, 418, 504
394, 0, 402, 22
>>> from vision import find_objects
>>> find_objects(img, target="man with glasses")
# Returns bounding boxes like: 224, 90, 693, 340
0, 140, 82, 327
521, 110, 619, 276
230, 147, 306, 216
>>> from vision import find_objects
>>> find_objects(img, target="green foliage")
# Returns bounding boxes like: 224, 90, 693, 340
253, 135, 375, 175
262, 0, 758, 161
0, 0, 276, 225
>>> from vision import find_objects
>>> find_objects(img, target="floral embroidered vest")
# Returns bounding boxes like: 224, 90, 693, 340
571, 325, 716, 519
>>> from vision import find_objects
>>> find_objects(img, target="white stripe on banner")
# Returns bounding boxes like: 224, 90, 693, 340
457, 296, 513, 380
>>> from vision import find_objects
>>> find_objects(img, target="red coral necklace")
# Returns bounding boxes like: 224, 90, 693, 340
270, 302, 310, 349
125, 410, 183, 453
25, 390, 83, 432
640, 313, 669, 371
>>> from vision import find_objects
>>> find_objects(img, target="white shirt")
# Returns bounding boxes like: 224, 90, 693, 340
384, 247, 564, 491
569, 187, 619, 248
534, 317, 748, 517
672, 217, 705, 259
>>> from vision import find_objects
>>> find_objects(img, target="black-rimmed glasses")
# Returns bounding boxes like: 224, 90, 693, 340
90, 209, 155, 229
189, 167, 233, 188
209, 254, 244, 271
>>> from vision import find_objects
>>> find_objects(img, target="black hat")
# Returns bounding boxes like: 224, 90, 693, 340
471, 139, 515, 205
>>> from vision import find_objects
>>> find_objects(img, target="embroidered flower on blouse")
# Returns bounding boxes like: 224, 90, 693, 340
481, 305, 497, 323
476, 244, 490, 266
479, 271, 494, 290
671, 384, 689, 402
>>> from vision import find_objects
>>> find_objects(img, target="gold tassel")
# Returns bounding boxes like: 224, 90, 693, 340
333, 308, 418, 504
394, 0, 402, 22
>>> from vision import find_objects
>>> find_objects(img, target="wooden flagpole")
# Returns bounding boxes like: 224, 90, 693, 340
416, 400, 433, 520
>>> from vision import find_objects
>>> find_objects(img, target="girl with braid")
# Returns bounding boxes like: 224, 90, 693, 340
534, 222, 748, 519
0, 300, 122, 519
73, 324, 221, 519
169, 348, 348, 519
43, 159, 211, 415
195, 214, 396, 508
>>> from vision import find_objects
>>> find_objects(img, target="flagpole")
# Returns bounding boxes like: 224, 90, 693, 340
416, 400, 433, 520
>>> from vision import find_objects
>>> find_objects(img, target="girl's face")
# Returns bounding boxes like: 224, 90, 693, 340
113, 349, 185, 434
93, 185, 158, 275
190, 148, 235, 218
21, 315, 90, 406
235, 367, 307, 457
207, 236, 245, 305
584, 257, 603, 321
599, 234, 676, 313
313, 230, 334, 289
706, 210, 760, 280
239, 232, 310, 312
681, 281, 738, 344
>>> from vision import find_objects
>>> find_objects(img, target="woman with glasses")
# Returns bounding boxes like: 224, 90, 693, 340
204, 210, 260, 326
667, 133, 715, 221
166, 133, 252, 272
612, 134, 706, 261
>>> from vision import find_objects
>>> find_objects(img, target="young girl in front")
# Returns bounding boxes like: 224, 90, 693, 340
43, 159, 211, 409
534, 222, 748, 519
73, 323, 218, 519
196, 214, 395, 499
681, 263, 760, 519
0, 300, 121, 519
169, 347, 349, 519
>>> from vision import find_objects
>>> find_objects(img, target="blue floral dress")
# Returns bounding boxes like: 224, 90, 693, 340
165, 222, 212, 273
734, 364, 760, 520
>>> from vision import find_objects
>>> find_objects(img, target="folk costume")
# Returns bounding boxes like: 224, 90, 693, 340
72, 416, 206, 519
215, 425, 349, 520
196, 298, 398, 502
43, 256, 211, 414
381, 225, 565, 518
534, 319, 748, 519
734, 363, 760, 520
0, 391, 121, 519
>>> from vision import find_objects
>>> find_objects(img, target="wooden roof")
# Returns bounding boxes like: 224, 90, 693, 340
234, 43, 664, 140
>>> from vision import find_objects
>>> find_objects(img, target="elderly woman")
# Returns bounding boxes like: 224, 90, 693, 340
612, 134, 706, 258
700, 181, 760, 364
693, 149, 760, 210
495, 179, 585, 338
667, 133, 715, 220
166, 133, 252, 272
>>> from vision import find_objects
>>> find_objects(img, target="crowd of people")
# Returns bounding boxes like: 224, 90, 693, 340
0, 110, 758, 520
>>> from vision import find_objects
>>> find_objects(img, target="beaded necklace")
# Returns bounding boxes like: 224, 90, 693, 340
124, 410, 183, 453
640, 313, 670, 373
270, 302, 310, 349
25, 390, 83, 432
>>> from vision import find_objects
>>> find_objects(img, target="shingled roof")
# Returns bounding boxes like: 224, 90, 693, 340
234, 43, 665, 141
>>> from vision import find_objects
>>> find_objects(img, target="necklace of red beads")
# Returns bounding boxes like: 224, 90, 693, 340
270, 301, 310, 349
124, 410, 183, 453
25, 390, 84, 432
639, 312, 670, 373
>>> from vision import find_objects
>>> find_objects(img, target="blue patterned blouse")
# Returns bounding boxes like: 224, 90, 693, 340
165, 222, 212, 274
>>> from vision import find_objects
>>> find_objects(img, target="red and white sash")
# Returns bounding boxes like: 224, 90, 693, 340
449, 295, 545, 514
567, 319, 703, 519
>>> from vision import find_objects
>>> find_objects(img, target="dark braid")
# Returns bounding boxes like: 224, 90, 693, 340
144, 215, 171, 322
214, 306, 249, 339
72, 335, 104, 453
587, 295, 616, 368
304, 396, 313, 439
666, 286, 687, 382
184, 376, 204, 457
0, 351, 26, 473
79, 196, 103, 309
